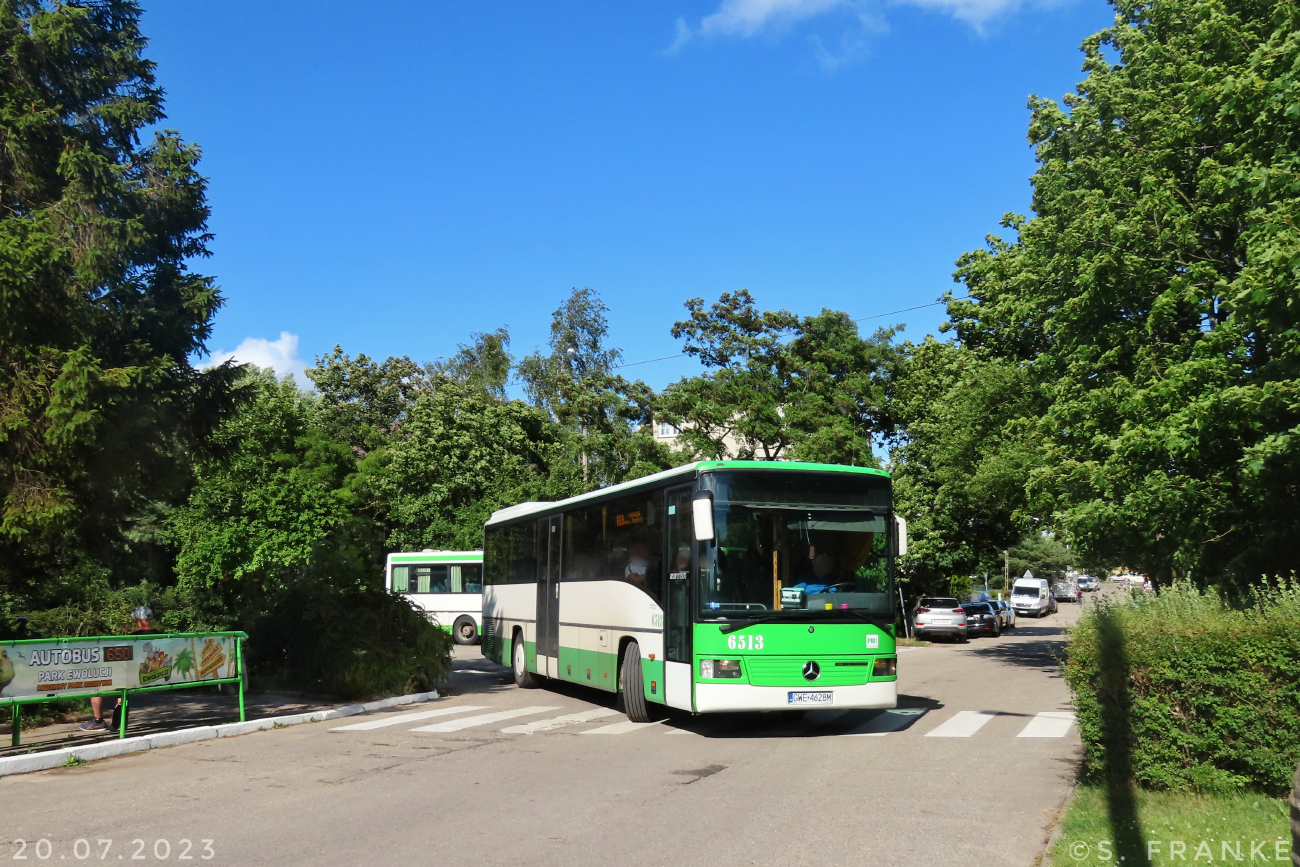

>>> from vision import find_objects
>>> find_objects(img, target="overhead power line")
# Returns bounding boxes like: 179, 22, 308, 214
611, 295, 972, 371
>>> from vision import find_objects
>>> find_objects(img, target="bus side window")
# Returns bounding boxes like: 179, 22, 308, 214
391, 565, 410, 593
461, 563, 483, 593
427, 565, 450, 593
565, 506, 605, 581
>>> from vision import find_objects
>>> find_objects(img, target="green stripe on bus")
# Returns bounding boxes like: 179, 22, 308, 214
390, 554, 483, 563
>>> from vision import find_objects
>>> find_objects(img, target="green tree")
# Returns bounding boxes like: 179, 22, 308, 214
0, 0, 231, 611
167, 368, 451, 696
307, 348, 425, 456
167, 370, 357, 624
518, 287, 671, 486
378, 383, 580, 551
430, 327, 513, 400
1008, 532, 1075, 583
947, 0, 1300, 584
658, 290, 897, 466
888, 339, 1040, 595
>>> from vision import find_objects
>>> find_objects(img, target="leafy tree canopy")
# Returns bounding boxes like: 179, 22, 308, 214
659, 290, 898, 466
518, 287, 671, 486
0, 0, 231, 601
946, 0, 1300, 584
888, 339, 1042, 593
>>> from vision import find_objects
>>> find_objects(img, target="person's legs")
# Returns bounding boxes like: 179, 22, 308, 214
80, 696, 108, 730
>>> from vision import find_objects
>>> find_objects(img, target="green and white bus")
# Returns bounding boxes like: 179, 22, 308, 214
386, 550, 484, 645
481, 460, 903, 721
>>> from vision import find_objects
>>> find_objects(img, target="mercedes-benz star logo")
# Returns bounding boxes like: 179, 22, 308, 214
802, 661, 821, 681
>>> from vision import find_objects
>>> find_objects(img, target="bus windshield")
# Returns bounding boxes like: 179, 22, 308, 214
697, 471, 893, 622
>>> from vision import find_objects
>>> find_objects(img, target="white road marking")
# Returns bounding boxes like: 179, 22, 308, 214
924, 710, 999, 738
847, 708, 928, 736
410, 706, 560, 732
580, 719, 662, 735
1016, 711, 1076, 738
501, 708, 619, 734
331, 705, 488, 731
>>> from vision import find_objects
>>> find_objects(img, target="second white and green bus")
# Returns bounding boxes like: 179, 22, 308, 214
386, 550, 484, 645
481, 460, 902, 721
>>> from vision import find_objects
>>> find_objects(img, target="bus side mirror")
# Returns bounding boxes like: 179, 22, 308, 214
692, 490, 715, 542
894, 515, 908, 557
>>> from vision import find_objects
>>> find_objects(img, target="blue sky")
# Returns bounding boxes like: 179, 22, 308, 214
141, 0, 1114, 389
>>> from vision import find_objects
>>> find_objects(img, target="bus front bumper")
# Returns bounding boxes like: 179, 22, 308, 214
693, 681, 897, 713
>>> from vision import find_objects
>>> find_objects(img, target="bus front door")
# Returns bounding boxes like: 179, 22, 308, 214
536, 516, 561, 677
664, 486, 694, 711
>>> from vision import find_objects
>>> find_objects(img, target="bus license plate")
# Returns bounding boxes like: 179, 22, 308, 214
788, 691, 833, 706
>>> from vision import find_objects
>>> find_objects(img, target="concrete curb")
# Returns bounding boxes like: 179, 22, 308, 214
0, 689, 439, 779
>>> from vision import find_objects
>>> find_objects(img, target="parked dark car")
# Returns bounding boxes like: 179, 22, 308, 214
960, 602, 1001, 637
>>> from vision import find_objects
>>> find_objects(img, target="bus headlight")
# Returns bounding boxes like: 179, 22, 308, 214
700, 659, 742, 679
873, 657, 897, 677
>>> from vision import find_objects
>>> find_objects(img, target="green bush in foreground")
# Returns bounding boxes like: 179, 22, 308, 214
245, 582, 454, 700
1066, 583, 1300, 796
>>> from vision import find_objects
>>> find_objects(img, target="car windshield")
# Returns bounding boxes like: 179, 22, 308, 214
1012, 586, 1039, 597
696, 470, 893, 622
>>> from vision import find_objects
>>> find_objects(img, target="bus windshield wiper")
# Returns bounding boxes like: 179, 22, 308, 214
716, 613, 796, 634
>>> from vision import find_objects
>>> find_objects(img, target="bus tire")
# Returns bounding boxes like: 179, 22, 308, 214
513, 633, 539, 689
453, 616, 478, 646
619, 642, 651, 723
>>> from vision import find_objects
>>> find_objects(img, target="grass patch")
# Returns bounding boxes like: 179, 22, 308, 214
61, 755, 86, 768
1052, 784, 1291, 864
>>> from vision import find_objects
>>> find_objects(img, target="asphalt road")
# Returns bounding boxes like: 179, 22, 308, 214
2, 600, 1089, 867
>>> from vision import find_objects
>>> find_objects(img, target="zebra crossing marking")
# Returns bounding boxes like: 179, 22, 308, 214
924, 710, 999, 738
847, 707, 928, 736
331, 705, 487, 731
580, 719, 662, 735
1016, 711, 1075, 738
501, 708, 619, 734
327, 701, 1075, 739
410, 706, 560, 733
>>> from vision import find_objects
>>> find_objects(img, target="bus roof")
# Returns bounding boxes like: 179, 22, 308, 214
485, 460, 889, 527
386, 550, 483, 564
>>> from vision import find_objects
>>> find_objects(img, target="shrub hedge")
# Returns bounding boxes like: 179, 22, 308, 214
1065, 582, 1300, 796
245, 582, 454, 700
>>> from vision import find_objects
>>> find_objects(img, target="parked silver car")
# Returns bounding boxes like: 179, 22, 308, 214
913, 596, 968, 642
991, 599, 1016, 628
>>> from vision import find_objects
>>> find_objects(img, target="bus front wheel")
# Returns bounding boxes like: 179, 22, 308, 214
619, 642, 652, 723
453, 616, 478, 646
513, 634, 539, 689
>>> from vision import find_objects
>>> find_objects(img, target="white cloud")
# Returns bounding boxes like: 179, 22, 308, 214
207, 332, 309, 385
673, 0, 1024, 55
700, 0, 849, 38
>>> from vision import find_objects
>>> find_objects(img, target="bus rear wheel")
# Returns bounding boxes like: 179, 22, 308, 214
453, 616, 478, 646
513, 633, 539, 689
619, 642, 652, 723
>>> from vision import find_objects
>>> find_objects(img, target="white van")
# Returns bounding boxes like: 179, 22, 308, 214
386, 550, 483, 645
1011, 575, 1057, 618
